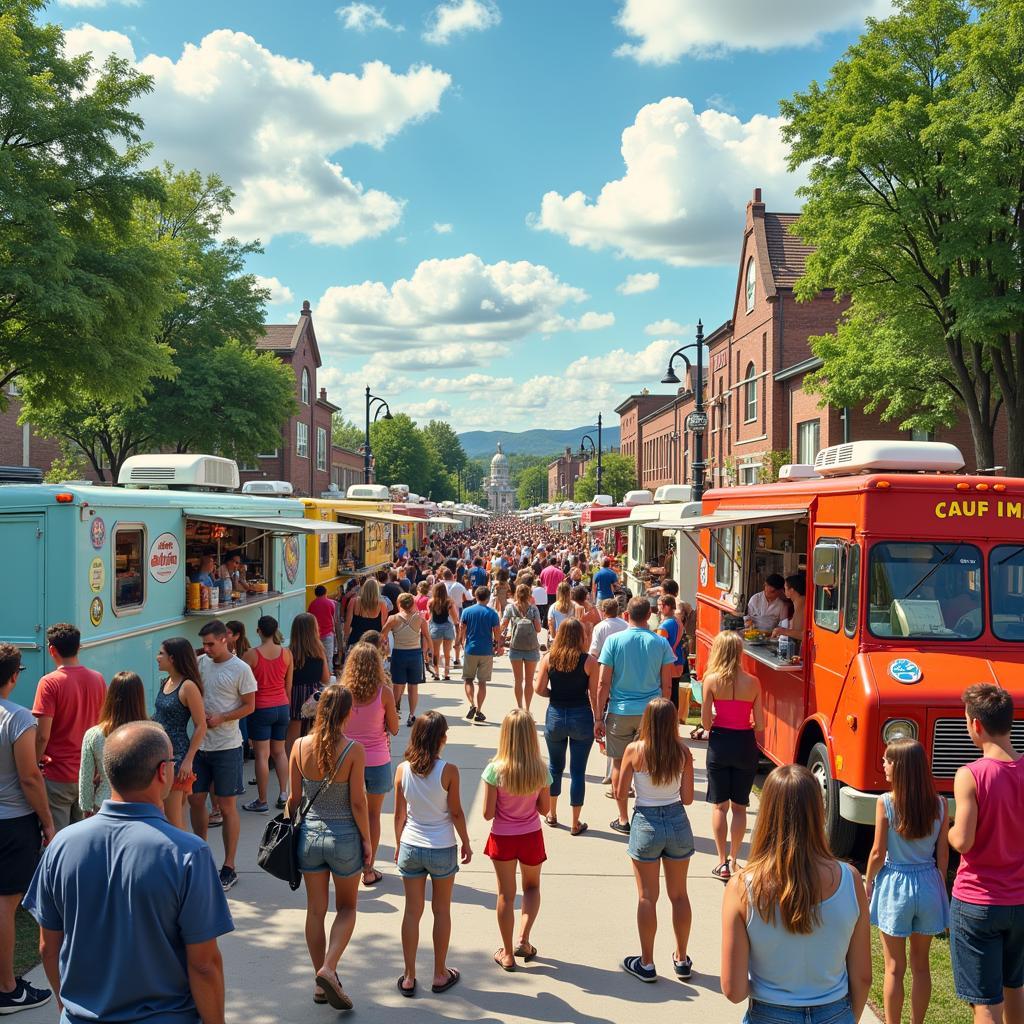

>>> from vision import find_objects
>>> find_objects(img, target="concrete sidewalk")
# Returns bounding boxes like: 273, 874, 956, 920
21, 655, 879, 1023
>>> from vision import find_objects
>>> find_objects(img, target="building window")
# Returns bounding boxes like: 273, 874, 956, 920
910, 428, 934, 442
739, 463, 761, 486
113, 525, 145, 613
301, 368, 310, 405
316, 427, 327, 471
258, 449, 278, 459
797, 419, 821, 465
6, 378, 19, 397
744, 363, 757, 422
745, 257, 756, 313
297, 421, 309, 459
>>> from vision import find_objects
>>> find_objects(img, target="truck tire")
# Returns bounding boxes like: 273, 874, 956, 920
807, 742, 857, 857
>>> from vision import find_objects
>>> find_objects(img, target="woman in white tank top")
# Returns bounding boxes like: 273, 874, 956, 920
393, 711, 472, 997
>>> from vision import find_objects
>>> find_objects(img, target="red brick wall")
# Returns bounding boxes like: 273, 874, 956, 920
0, 392, 93, 479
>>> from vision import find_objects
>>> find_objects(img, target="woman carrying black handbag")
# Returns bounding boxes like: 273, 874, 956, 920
284, 685, 371, 1010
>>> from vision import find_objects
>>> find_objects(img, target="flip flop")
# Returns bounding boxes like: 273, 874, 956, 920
493, 949, 516, 972
513, 942, 537, 962
362, 869, 383, 886
571, 822, 589, 837
397, 975, 416, 998
711, 862, 731, 881
544, 815, 558, 828
431, 968, 460, 993
315, 972, 353, 1011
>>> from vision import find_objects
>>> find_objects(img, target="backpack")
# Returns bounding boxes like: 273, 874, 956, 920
509, 604, 540, 651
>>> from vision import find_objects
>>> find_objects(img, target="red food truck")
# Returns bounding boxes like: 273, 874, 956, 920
686, 440, 1024, 853
580, 503, 632, 559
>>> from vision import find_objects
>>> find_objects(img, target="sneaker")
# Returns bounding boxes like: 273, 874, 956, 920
219, 866, 238, 892
275, 794, 287, 810
672, 955, 693, 980
453, 658, 461, 667
473, 710, 486, 723
406, 714, 415, 727
622, 956, 656, 983
242, 799, 269, 813
609, 819, 630, 834
465, 706, 476, 719
0, 978, 52, 1014
208, 809, 223, 828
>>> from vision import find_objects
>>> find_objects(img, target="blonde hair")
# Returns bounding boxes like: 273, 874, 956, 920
357, 577, 381, 616
705, 631, 742, 692
548, 617, 586, 672
553, 580, 573, 614
636, 698, 684, 786
397, 592, 415, 611
341, 643, 387, 703
514, 583, 531, 609
487, 709, 549, 796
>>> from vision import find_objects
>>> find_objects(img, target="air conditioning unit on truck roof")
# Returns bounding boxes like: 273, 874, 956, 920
347, 484, 390, 501
814, 440, 965, 477
118, 454, 239, 490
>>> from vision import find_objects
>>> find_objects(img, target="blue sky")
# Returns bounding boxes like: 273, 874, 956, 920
52, 0, 890, 432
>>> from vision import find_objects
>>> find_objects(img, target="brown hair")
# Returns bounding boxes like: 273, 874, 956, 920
514, 583, 531, 608
627, 597, 651, 622
964, 683, 1014, 736
885, 738, 939, 840
98, 671, 148, 736
397, 592, 416, 611
635, 698, 684, 786
404, 710, 448, 775
225, 620, 250, 659
429, 582, 451, 616
161, 636, 203, 695
310, 684, 353, 775
744, 764, 834, 934
571, 584, 589, 605
342, 643, 387, 703
289, 613, 326, 671
548, 617, 586, 672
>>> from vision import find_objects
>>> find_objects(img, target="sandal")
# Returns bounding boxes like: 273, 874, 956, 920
689, 726, 708, 741
315, 971, 353, 1011
711, 862, 731, 881
313, 990, 327, 1005
544, 815, 558, 828
431, 968, 460, 993
362, 868, 383, 886
571, 822, 589, 837
397, 975, 416, 998
513, 942, 537, 962
493, 948, 516, 972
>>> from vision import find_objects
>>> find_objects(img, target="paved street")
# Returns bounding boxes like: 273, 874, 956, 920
19, 656, 879, 1023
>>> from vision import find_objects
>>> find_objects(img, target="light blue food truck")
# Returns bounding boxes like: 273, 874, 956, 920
0, 454, 359, 706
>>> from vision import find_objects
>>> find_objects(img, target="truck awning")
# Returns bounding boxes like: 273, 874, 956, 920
585, 507, 661, 531
428, 516, 463, 525
341, 510, 426, 525
653, 508, 808, 532
185, 513, 361, 535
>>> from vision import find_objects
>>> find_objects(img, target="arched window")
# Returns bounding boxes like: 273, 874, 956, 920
745, 256, 756, 312
301, 367, 310, 405
744, 362, 757, 422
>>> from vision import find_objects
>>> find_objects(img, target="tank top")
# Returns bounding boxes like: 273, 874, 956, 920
745, 862, 859, 1007
953, 754, 1024, 905
252, 649, 288, 709
300, 739, 355, 823
634, 768, 682, 807
400, 759, 456, 848
153, 679, 192, 759
431, 603, 451, 626
349, 607, 384, 645
292, 656, 325, 691
346, 688, 390, 767
547, 652, 591, 708
714, 699, 754, 730
882, 793, 942, 866
392, 614, 423, 651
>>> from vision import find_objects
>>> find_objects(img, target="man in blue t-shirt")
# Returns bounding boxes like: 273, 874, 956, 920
23, 721, 233, 1024
592, 557, 619, 603
458, 587, 502, 724
596, 597, 675, 833
468, 558, 489, 591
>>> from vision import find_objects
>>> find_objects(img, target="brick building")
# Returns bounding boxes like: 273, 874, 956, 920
0, 381, 65, 474
617, 189, 1007, 492
547, 446, 587, 500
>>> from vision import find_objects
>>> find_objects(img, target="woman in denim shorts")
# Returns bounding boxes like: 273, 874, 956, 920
616, 698, 695, 983
427, 584, 458, 680
286, 685, 371, 1011
394, 712, 472, 996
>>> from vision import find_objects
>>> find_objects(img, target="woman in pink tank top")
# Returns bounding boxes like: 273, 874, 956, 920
700, 632, 764, 880
341, 644, 399, 885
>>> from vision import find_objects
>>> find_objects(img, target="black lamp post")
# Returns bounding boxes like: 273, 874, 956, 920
661, 321, 708, 501
363, 385, 393, 484
578, 412, 603, 496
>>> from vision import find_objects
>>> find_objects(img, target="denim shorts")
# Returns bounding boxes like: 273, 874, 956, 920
429, 622, 456, 641
397, 842, 458, 879
192, 746, 244, 797
247, 704, 289, 741
628, 802, 695, 862
508, 648, 541, 663
869, 862, 949, 937
744, 997, 855, 1024
950, 897, 1024, 1005
390, 648, 424, 685
365, 760, 394, 795
299, 817, 363, 877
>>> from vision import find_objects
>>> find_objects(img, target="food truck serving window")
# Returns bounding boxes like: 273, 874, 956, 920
713, 528, 734, 591
114, 525, 145, 613
868, 542, 983, 640
989, 545, 1024, 641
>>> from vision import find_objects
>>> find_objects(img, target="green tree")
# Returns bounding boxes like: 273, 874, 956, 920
0, 1, 174, 400
781, 0, 1024, 473
422, 420, 467, 474
369, 413, 432, 493
516, 464, 548, 507
574, 453, 637, 503
332, 413, 363, 452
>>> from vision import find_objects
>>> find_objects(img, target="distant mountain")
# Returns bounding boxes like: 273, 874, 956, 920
458, 425, 621, 459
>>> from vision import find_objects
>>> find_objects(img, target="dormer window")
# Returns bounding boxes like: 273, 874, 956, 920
301, 368, 310, 405
745, 257, 756, 313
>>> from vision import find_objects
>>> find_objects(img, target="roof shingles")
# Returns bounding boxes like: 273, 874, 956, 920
763, 213, 814, 290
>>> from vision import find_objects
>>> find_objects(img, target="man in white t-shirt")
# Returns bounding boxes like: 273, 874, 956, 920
443, 569, 471, 668
187, 620, 257, 892
589, 598, 629, 658
744, 574, 788, 632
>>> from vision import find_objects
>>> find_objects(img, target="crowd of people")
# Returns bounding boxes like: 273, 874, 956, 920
0, 516, 1020, 1024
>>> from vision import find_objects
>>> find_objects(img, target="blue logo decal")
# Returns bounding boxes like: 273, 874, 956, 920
889, 659, 922, 684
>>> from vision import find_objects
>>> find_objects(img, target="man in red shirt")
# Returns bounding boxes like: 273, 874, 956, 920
307, 585, 338, 672
539, 557, 565, 634
31, 624, 106, 831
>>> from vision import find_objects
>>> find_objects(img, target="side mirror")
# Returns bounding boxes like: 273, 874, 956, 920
813, 543, 840, 587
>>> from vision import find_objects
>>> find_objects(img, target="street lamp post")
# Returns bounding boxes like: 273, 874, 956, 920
661, 321, 708, 501
579, 412, 604, 496
363, 385, 393, 484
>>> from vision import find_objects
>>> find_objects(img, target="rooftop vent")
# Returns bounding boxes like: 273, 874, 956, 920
814, 441, 964, 477
623, 489, 655, 507
118, 454, 239, 490
591, 494, 614, 507
0, 465, 44, 485
778, 464, 822, 481
241, 480, 293, 496
346, 483, 390, 501
654, 484, 693, 503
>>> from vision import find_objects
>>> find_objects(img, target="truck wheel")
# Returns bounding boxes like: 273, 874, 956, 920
807, 742, 857, 857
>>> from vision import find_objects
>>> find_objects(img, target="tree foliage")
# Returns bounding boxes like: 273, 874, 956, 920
332, 413, 363, 452
516, 464, 549, 507
368, 413, 433, 494
574, 453, 637, 503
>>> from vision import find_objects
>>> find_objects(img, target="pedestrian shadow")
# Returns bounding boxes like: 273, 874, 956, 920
523, 955, 704, 1004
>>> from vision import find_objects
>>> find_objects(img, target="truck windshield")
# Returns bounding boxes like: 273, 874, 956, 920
990, 545, 1024, 641
868, 542, 983, 640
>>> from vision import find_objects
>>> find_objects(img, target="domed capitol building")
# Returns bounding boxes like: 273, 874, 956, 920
484, 442, 516, 513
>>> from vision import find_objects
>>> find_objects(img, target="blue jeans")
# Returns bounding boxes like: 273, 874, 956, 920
544, 705, 594, 807
743, 997, 855, 1024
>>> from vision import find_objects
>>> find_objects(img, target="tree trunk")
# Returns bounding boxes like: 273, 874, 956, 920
1005, 400, 1024, 477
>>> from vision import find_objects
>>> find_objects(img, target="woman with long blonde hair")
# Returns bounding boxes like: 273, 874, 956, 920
701, 630, 764, 880
427, 582, 458, 681
341, 643, 398, 886
288, 685, 371, 1010
721, 764, 871, 1023
344, 577, 388, 649
287, 612, 330, 754
534, 617, 597, 834
482, 709, 552, 971
616, 698, 694, 982
547, 580, 574, 638
501, 583, 542, 711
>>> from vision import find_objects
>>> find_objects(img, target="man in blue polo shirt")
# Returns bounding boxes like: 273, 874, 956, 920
23, 721, 232, 1024
592, 557, 619, 603
459, 587, 502, 724
596, 597, 675, 834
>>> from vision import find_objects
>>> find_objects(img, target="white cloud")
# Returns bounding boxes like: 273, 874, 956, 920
363, 343, 509, 375
564, 339, 678, 386
254, 275, 295, 305
542, 310, 616, 333
534, 96, 802, 266
501, 374, 620, 426
617, 272, 660, 295
313, 253, 600, 352
645, 318, 689, 336
337, 3, 403, 32
424, 0, 501, 44
433, 222, 454, 234
64, 27, 451, 247
404, 398, 454, 421
615, 0, 891, 63
419, 373, 515, 392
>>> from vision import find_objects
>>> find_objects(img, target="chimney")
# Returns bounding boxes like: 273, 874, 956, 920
753, 187, 762, 203
302, 299, 311, 315
320, 387, 327, 401
746, 187, 765, 230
